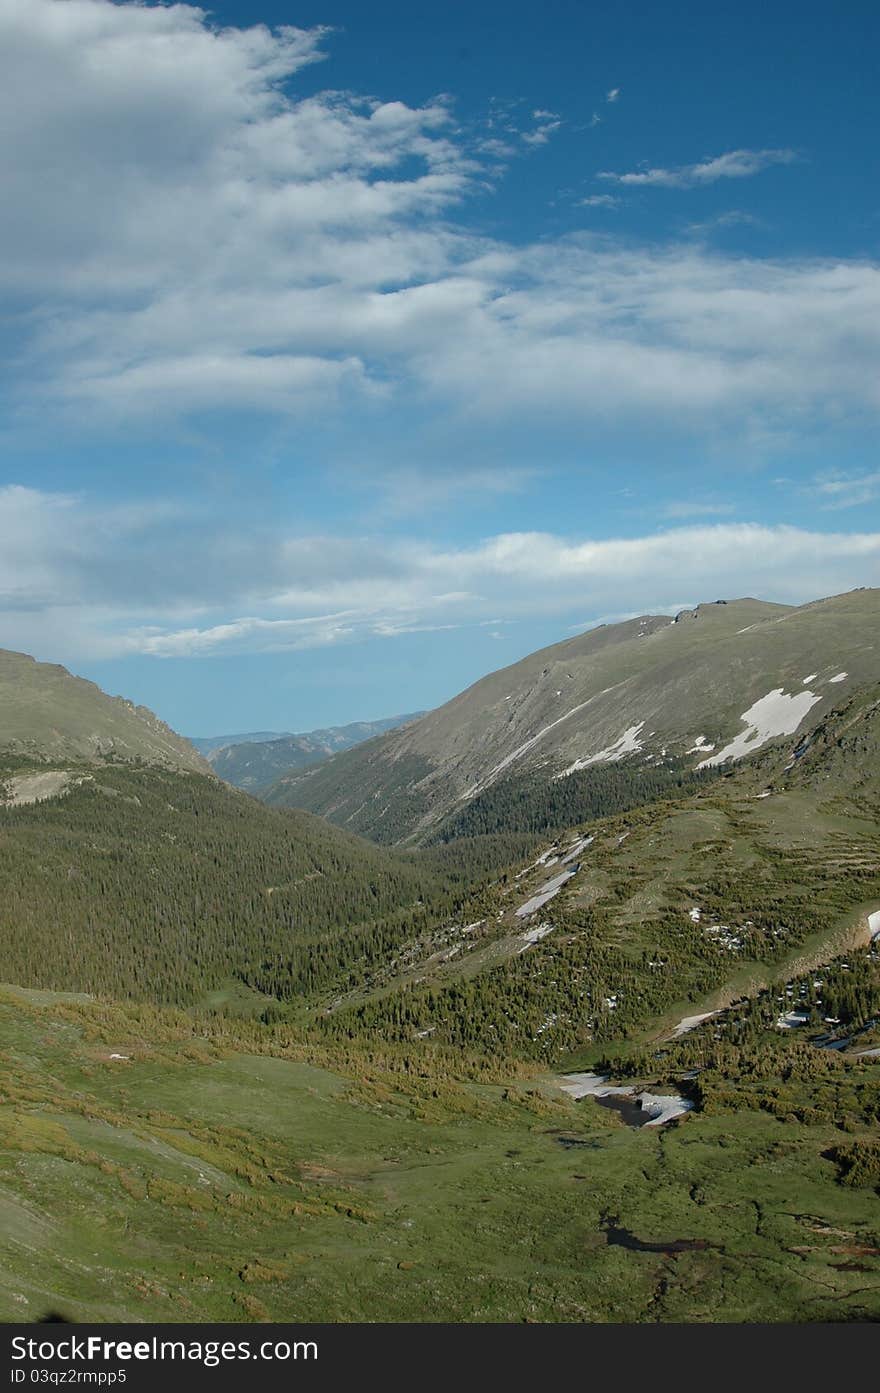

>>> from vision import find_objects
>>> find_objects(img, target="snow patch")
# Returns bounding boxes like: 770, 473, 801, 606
557, 1073, 631, 1100
868, 910, 880, 942
802, 674, 817, 684
776, 1010, 810, 1030
559, 722, 645, 777
519, 922, 554, 951
638, 1093, 695, 1127
697, 688, 822, 768
560, 834, 594, 864
686, 735, 715, 754
688, 907, 702, 923
558, 1075, 693, 1127
516, 868, 577, 918
672, 1010, 720, 1037
828, 671, 847, 683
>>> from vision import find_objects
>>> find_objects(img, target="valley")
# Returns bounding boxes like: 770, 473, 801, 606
1, 592, 879, 1324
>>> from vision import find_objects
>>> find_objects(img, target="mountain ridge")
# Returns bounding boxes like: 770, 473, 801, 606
264, 588, 880, 843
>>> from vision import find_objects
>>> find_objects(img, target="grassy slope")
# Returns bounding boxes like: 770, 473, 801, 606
1, 986, 878, 1324
0, 650, 208, 773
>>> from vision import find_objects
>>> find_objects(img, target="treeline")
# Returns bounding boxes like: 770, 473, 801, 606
432, 761, 718, 843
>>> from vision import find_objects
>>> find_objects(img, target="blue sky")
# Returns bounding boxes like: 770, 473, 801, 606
1, 0, 878, 735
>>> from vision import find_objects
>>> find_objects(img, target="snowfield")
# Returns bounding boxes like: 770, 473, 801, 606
474, 690, 619, 793
557, 1073, 632, 1100
697, 688, 822, 768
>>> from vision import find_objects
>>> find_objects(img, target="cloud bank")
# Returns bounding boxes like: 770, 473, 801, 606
2, 485, 878, 662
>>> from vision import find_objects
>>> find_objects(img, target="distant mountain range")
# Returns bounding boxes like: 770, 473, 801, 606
191, 713, 425, 790
263, 588, 880, 843
189, 731, 296, 755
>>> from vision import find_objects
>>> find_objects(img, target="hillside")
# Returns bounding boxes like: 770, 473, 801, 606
1, 641, 879, 1324
264, 589, 880, 844
0, 649, 210, 774
315, 683, 880, 1057
201, 712, 424, 790
0, 656, 455, 1010
0, 758, 461, 1009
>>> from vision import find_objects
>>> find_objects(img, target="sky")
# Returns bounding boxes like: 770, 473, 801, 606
1, 0, 879, 736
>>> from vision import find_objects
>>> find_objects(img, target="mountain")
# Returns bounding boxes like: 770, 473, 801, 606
0, 648, 210, 774
264, 588, 880, 844
324, 678, 880, 1059
199, 712, 425, 790
2, 661, 878, 1325
189, 731, 294, 755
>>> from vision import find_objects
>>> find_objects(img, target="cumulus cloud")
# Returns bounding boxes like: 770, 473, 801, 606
599, 148, 798, 188
2, 485, 878, 662
0, 2, 874, 445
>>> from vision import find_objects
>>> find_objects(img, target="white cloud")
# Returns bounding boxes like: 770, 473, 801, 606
1, 3, 871, 446
521, 112, 562, 146
813, 471, 880, 509
2, 485, 879, 662
606, 88, 620, 103
686, 210, 762, 236
578, 194, 619, 209
600, 148, 797, 189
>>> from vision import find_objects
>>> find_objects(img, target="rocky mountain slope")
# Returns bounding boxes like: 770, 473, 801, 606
0, 648, 210, 774
264, 588, 880, 843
